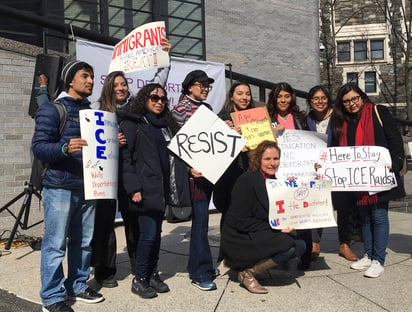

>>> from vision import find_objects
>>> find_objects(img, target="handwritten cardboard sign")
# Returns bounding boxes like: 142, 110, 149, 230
168, 105, 247, 184
316, 146, 394, 192
276, 130, 327, 180
109, 21, 170, 74
80, 110, 119, 200
230, 106, 275, 150
267, 179, 336, 230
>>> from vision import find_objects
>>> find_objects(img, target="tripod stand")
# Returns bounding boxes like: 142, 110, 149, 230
0, 181, 43, 250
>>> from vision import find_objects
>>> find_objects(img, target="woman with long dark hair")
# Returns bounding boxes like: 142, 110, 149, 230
330, 83, 405, 278
120, 83, 190, 298
267, 82, 307, 131
213, 81, 255, 261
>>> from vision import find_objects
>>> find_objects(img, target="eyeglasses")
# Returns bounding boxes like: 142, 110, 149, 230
193, 83, 213, 91
311, 96, 328, 103
149, 94, 168, 103
342, 95, 361, 106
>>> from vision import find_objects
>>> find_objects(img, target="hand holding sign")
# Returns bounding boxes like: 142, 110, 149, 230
109, 21, 170, 74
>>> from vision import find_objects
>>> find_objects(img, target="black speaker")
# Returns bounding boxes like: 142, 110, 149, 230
28, 54, 64, 118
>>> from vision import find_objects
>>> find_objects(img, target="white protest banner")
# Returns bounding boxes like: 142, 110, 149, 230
276, 130, 327, 180
109, 21, 169, 74
316, 146, 394, 192
267, 179, 336, 230
167, 105, 247, 184
76, 40, 226, 112
80, 110, 119, 200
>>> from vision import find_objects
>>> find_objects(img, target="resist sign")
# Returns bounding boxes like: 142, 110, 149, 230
80, 110, 119, 200
168, 105, 246, 184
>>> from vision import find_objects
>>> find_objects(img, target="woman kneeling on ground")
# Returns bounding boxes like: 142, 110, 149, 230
221, 140, 306, 294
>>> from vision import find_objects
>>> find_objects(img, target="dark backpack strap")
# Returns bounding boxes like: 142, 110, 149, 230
53, 101, 67, 136
36, 101, 67, 190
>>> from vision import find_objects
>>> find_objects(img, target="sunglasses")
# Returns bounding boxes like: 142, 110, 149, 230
149, 94, 168, 103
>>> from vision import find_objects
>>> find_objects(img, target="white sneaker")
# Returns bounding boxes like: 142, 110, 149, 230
350, 254, 372, 270
364, 260, 384, 278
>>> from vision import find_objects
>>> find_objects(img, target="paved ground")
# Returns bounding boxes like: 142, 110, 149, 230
0, 202, 412, 312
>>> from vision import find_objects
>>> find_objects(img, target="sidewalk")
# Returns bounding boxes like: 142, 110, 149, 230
1, 207, 412, 312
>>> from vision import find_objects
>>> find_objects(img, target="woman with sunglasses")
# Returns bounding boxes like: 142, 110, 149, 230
89, 38, 172, 288
330, 83, 405, 278
119, 83, 190, 298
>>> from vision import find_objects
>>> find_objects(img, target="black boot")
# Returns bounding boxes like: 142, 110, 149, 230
131, 278, 157, 299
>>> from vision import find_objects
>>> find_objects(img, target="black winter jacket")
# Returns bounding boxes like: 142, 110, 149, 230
119, 113, 191, 213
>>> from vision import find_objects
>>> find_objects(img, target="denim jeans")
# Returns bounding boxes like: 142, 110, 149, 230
272, 239, 306, 264
187, 198, 214, 282
135, 211, 163, 279
359, 201, 389, 265
40, 187, 96, 307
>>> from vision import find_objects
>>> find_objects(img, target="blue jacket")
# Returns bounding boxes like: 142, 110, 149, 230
32, 92, 90, 190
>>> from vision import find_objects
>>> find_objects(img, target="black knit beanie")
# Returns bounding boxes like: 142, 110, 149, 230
61, 61, 94, 91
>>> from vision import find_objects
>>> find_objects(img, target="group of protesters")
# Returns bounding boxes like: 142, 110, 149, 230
32, 37, 405, 312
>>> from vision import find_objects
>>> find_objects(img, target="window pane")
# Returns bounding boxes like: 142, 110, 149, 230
338, 42, 350, 62
347, 72, 358, 86
371, 40, 384, 59
354, 41, 367, 60
365, 71, 376, 93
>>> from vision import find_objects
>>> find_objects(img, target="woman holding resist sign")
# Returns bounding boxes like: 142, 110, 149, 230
171, 70, 218, 291
330, 83, 405, 278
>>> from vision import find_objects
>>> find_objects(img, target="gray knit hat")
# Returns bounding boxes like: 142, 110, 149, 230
61, 60, 94, 90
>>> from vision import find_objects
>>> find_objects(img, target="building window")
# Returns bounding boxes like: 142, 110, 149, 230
338, 42, 350, 62
371, 40, 384, 60
365, 71, 377, 93
347, 72, 358, 85
354, 41, 367, 61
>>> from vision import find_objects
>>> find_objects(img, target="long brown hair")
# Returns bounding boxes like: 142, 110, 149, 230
98, 71, 129, 113
219, 81, 255, 114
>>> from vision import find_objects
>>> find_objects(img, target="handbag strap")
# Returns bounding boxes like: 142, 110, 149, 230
374, 105, 383, 127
